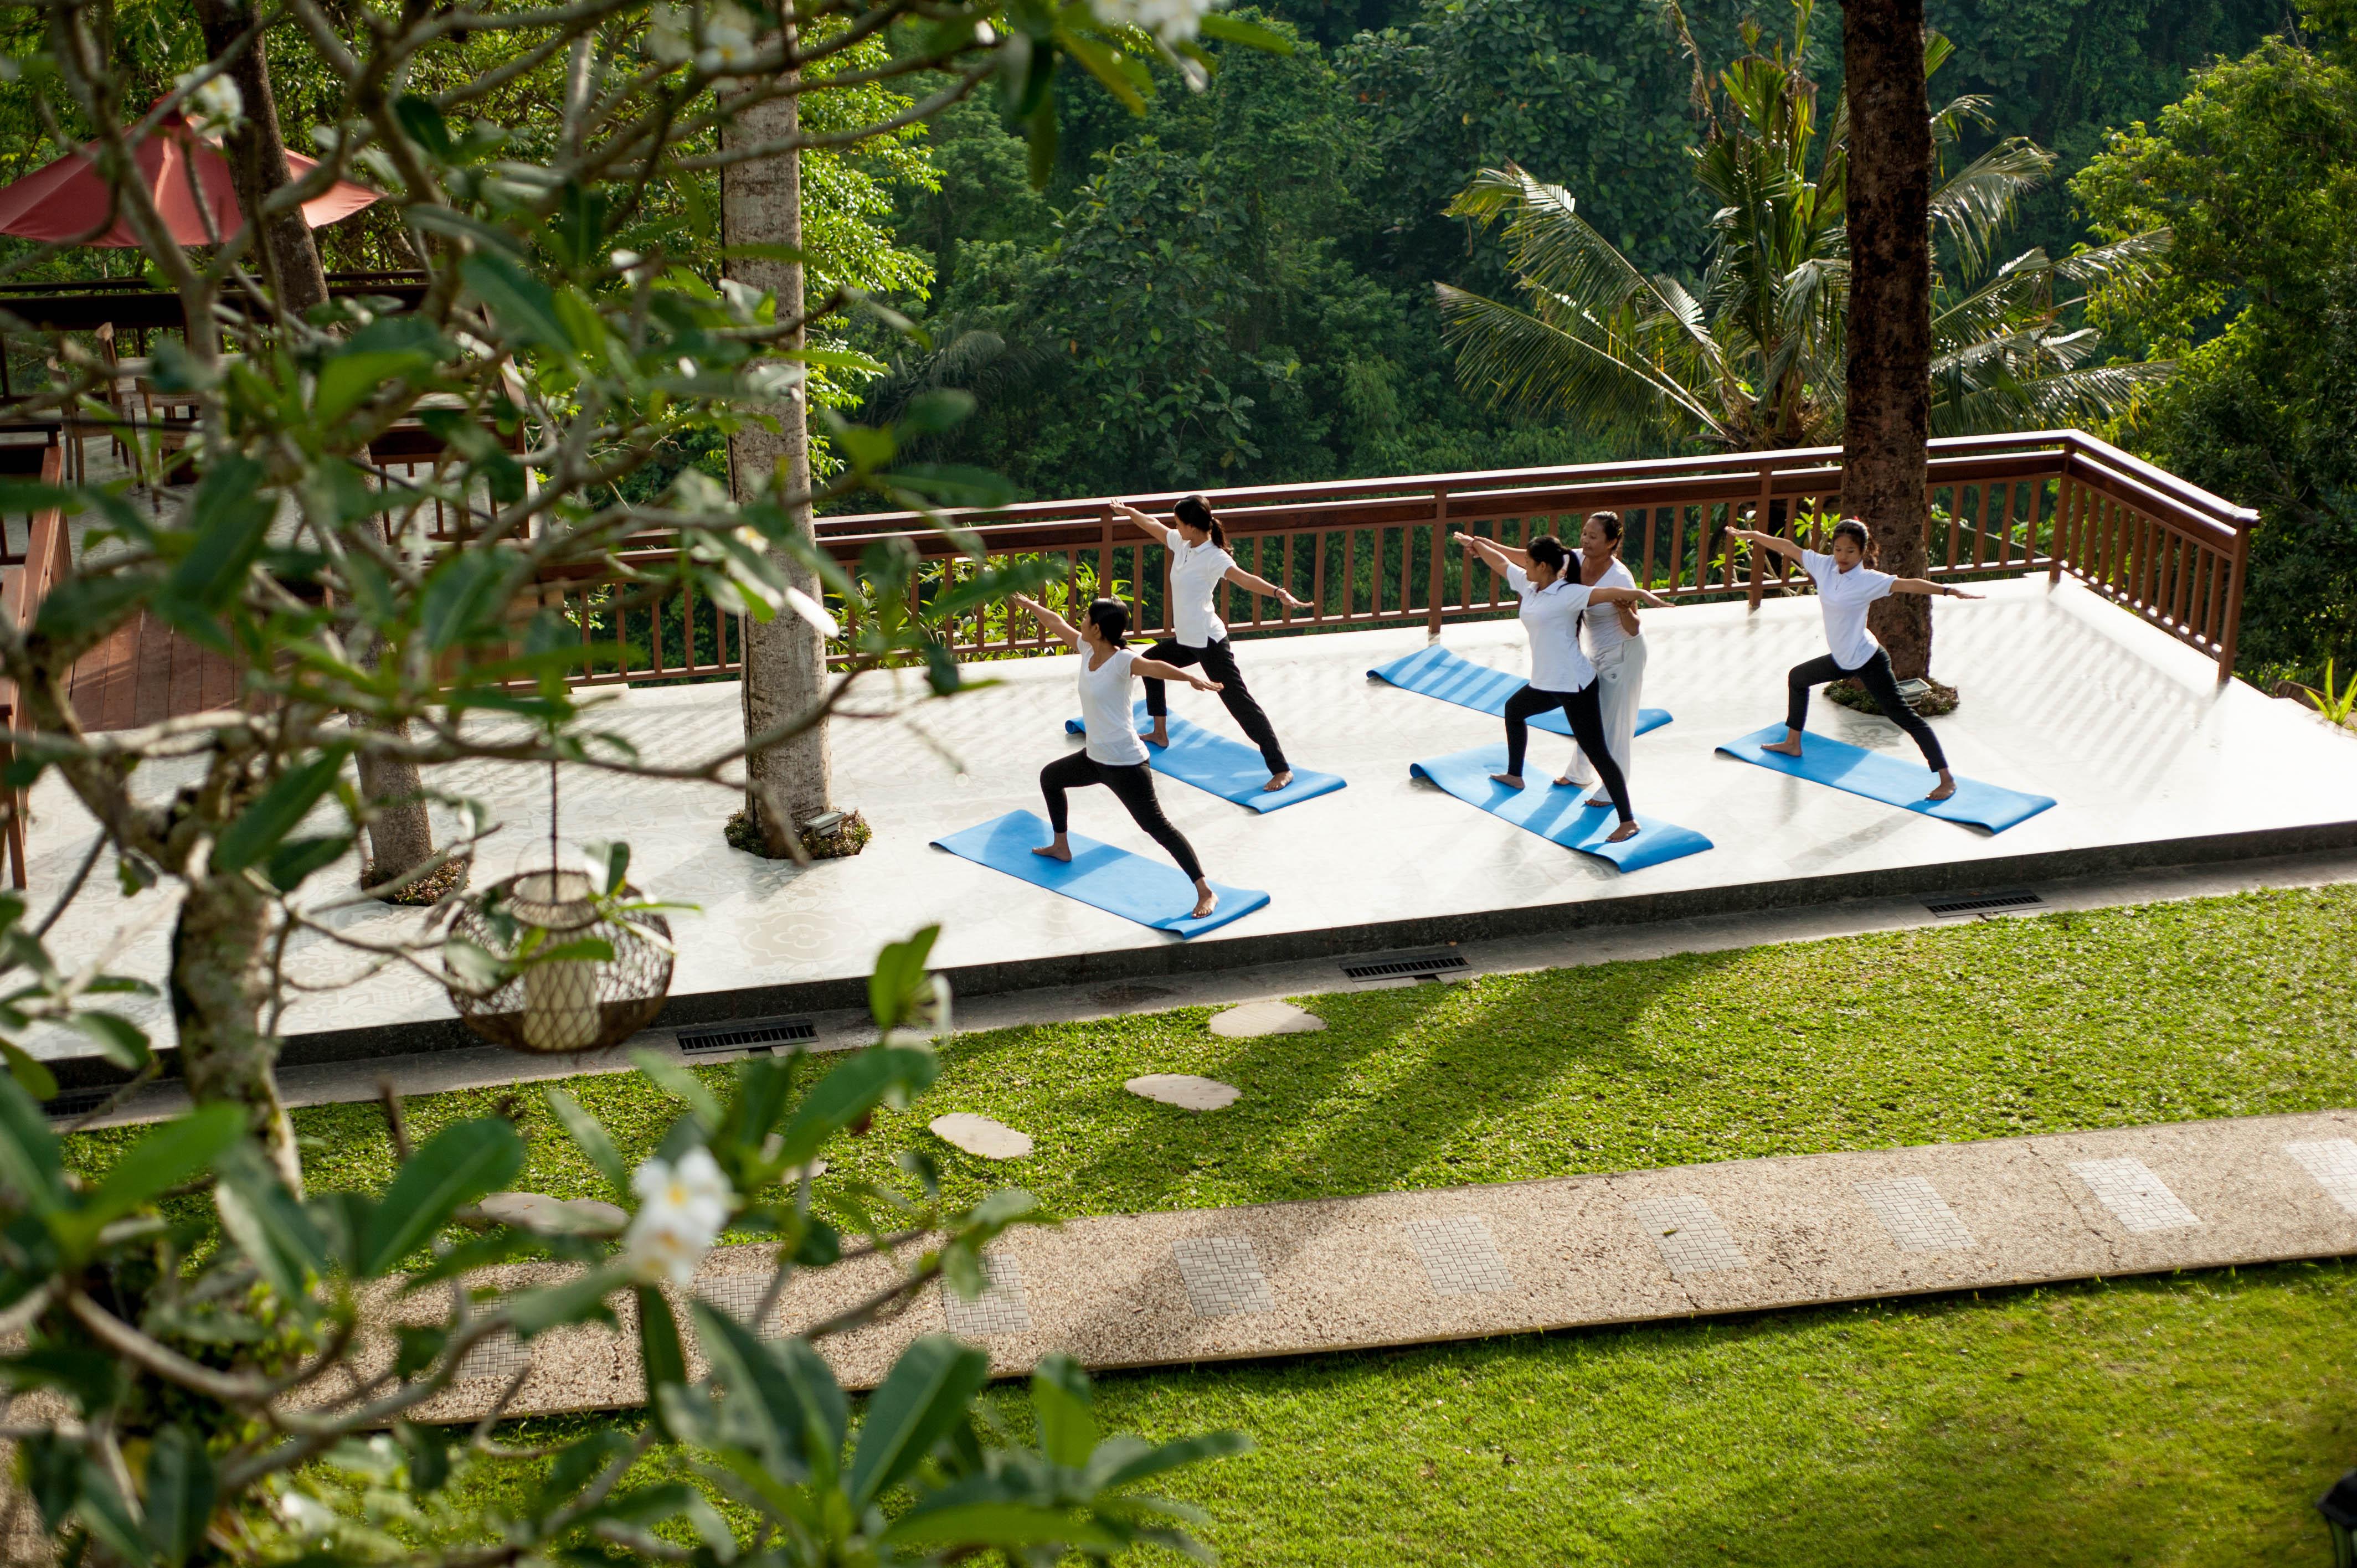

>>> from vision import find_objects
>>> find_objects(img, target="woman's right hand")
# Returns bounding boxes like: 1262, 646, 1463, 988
1193, 675, 1224, 693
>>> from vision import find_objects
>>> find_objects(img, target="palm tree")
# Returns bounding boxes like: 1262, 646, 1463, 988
1435, 0, 2169, 455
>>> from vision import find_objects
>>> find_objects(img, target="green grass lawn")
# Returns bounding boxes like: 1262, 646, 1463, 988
450, 1261, 2357, 1566
82, 885, 2354, 1221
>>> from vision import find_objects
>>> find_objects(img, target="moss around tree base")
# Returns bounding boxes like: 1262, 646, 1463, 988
1826, 675, 1959, 717
725, 807, 872, 860
362, 858, 469, 906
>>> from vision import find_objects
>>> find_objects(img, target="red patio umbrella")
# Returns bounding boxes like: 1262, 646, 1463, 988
0, 109, 380, 247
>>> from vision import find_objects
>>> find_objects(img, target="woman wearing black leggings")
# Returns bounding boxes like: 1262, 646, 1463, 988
1012, 592, 1226, 919
1452, 532, 1670, 844
1112, 497, 1307, 793
1728, 518, 1983, 802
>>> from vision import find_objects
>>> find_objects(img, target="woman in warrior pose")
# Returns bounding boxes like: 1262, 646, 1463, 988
1727, 518, 1982, 802
1111, 496, 1308, 792
1545, 510, 1647, 806
1452, 531, 1671, 842
1011, 593, 1226, 919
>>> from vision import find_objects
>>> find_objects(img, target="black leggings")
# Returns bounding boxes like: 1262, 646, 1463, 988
1141, 637, 1289, 773
1502, 683, 1633, 824
1786, 648, 1949, 771
1040, 751, 1205, 881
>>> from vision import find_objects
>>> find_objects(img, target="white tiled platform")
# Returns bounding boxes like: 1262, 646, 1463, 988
24, 574, 2357, 1062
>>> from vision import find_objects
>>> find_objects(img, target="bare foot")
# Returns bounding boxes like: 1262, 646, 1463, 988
1191, 883, 1218, 919
1585, 796, 1614, 810
1552, 773, 1586, 788
1759, 736, 1805, 758
1926, 772, 1958, 802
1145, 723, 1170, 748
1263, 771, 1293, 792
1489, 772, 1527, 791
1605, 819, 1641, 843
1031, 842, 1073, 863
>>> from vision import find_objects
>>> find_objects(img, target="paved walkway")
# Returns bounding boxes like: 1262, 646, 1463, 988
404, 1107, 2357, 1421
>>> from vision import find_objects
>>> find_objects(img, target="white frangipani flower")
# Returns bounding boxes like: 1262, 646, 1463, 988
622, 1146, 733, 1286
697, 2, 763, 76
647, 5, 694, 63
1091, 0, 1221, 44
180, 71, 245, 137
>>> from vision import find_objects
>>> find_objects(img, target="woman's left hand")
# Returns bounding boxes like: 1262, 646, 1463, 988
1281, 590, 1309, 609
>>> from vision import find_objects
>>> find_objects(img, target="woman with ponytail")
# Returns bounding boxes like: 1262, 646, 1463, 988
1110, 496, 1308, 792
1728, 517, 1982, 802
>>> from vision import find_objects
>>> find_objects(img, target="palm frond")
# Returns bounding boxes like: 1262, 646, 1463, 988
1435, 281, 1733, 448
1930, 139, 2056, 276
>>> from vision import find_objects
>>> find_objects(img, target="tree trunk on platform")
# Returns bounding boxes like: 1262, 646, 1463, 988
170, 875, 302, 1192
724, 51, 833, 854
1841, 0, 1936, 680
195, 2, 442, 887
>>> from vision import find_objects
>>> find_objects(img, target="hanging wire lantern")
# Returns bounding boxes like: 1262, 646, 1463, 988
446, 762, 673, 1054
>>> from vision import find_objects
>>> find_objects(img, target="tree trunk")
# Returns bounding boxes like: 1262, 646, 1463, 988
1841, 0, 1936, 679
170, 876, 303, 1191
724, 54, 833, 855
195, 2, 442, 884
192, 0, 327, 319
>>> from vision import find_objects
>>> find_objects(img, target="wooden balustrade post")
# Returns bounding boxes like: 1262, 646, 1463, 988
1746, 464, 1774, 610
1426, 489, 1448, 637
2216, 523, 2249, 681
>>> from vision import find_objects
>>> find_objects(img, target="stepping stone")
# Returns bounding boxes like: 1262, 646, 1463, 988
929, 1112, 1032, 1160
760, 1134, 828, 1182
481, 1192, 628, 1232
1207, 1000, 1325, 1039
1125, 1074, 1241, 1111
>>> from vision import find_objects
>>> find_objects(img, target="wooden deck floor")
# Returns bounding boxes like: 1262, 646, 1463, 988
64, 608, 243, 732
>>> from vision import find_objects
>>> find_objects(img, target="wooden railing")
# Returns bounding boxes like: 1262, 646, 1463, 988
0, 446, 70, 885
530, 428, 2259, 684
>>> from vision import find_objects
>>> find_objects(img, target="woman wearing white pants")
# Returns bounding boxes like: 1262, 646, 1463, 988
1557, 511, 1649, 806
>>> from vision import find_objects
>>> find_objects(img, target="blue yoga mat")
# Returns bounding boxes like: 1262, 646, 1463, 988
1368, 643, 1670, 738
1408, 744, 1714, 873
1715, 726, 2057, 834
1064, 703, 1345, 813
930, 811, 1269, 937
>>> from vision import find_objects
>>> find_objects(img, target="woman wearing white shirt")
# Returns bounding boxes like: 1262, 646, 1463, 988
1728, 518, 1982, 802
1539, 511, 1647, 807
1111, 496, 1308, 793
1452, 531, 1670, 842
1011, 592, 1226, 919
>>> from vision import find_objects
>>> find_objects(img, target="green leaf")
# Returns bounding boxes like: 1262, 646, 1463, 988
357, 1118, 524, 1275
419, 547, 518, 652
213, 1143, 328, 1300
766, 1046, 940, 1172
503, 1264, 630, 1337
393, 94, 455, 158
266, 834, 353, 893
636, 1286, 687, 1431
60, 1104, 242, 1250
400, 1420, 454, 1495
141, 1426, 217, 1568
168, 456, 272, 611
315, 349, 434, 424
848, 1334, 990, 1506
546, 1088, 629, 1197
462, 252, 572, 354
869, 926, 941, 1034
692, 1302, 845, 1481
71, 1457, 150, 1564
64, 1012, 148, 1070
1196, 11, 1296, 51
1030, 1353, 1097, 1468
881, 1499, 1123, 1552
536, 1429, 631, 1514
442, 936, 507, 996
213, 751, 347, 873
0, 1074, 65, 1215
629, 1048, 723, 1128
0, 1042, 56, 1105
1089, 1427, 1253, 1490
0, 1348, 122, 1411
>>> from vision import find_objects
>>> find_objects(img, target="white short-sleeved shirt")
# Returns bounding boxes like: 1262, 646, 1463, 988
1077, 648, 1149, 766
1582, 555, 1638, 657
1803, 549, 1896, 669
1165, 528, 1236, 647
1508, 565, 1596, 693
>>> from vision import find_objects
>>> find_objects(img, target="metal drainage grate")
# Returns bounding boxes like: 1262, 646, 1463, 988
1340, 948, 1470, 984
676, 1016, 819, 1055
42, 1086, 117, 1121
1921, 889, 2047, 920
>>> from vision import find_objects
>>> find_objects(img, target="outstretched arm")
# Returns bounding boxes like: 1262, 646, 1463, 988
1890, 579, 1984, 600
1111, 501, 1181, 548
1451, 531, 1529, 575
1221, 564, 1309, 609
1011, 594, 1083, 651
1132, 656, 1223, 692
1728, 527, 1807, 565
1589, 585, 1673, 610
